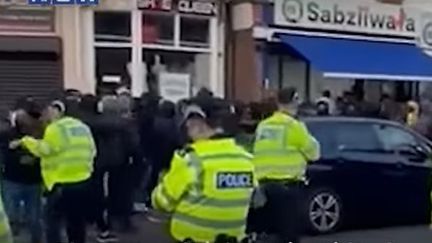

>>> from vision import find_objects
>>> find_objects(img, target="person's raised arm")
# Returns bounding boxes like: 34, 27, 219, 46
20, 124, 63, 158
151, 151, 194, 213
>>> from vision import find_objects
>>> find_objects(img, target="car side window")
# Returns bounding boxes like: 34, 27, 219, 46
334, 123, 381, 152
373, 124, 418, 151
306, 122, 337, 158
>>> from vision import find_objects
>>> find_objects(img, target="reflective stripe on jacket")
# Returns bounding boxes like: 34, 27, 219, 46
253, 112, 320, 181
151, 138, 257, 242
21, 117, 96, 191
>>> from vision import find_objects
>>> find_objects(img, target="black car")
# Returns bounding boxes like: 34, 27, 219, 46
302, 117, 432, 234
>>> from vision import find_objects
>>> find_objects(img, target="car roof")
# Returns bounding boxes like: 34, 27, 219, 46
302, 116, 432, 147
301, 116, 402, 127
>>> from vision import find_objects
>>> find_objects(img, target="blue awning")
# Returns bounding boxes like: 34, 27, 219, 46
279, 34, 432, 81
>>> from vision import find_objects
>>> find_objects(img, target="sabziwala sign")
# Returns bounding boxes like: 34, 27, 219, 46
274, 0, 417, 38
138, 0, 217, 16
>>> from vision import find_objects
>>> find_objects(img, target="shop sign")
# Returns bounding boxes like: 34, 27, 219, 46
138, 0, 217, 16
159, 72, 191, 103
418, 12, 432, 56
27, 0, 98, 5
274, 0, 416, 38
0, 1, 54, 32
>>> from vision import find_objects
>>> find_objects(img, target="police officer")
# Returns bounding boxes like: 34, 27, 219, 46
10, 99, 96, 243
151, 97, 257, 243
251, 87, 320, 243
0, 195, 13, 243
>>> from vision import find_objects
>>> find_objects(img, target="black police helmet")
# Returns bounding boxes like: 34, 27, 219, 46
184, 97, 233, 129
277, 87, 299, 105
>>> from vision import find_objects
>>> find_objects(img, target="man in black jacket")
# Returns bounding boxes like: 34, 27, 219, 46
0, 100, 43, 243
145, 100, 181, 208
80, 95, 141, 242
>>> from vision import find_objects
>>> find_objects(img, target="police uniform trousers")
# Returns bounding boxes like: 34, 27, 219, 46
45, 179, 90, 243
247, 179, 304, 243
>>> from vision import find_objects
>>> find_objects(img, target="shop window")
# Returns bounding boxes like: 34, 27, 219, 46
94, 12, 131, 43
143, 49, 210, 96
180, 16, 210, 48
143, 13, 174, 45
96, 48, 131, 94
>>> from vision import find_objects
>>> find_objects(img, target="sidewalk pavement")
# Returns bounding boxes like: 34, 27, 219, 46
15, 213, 173, 243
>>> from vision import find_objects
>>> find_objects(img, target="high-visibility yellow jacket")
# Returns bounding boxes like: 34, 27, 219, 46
21, 116, 96, 191
152, 138, 257, 242
253, 111, 320, 181
0, 195, 13, 243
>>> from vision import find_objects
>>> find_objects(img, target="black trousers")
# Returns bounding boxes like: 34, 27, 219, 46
109, 164, 134, 225
45, 180, 90, 243
247, 181, 303, 243
90, 168, 111, 233
145, 163, 163, 206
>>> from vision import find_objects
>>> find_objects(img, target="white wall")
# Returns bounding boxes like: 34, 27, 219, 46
405, 0, 432, 9
194, 53, 211, 90
405, 0, 432, 97
281, 57, 306, 99
56, 6, 95, 93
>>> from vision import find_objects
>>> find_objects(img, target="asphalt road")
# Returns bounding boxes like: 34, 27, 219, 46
14, 214, 432, 243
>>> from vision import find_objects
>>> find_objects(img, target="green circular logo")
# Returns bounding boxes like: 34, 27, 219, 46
282, 0, 303, 23
422, 22, 432, 47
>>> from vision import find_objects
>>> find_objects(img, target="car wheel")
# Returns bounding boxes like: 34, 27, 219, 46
304, 188, 343, 234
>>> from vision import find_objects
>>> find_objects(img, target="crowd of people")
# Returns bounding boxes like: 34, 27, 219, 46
0, 90, 159, 242
311, 90, 425, 133
0, 84, 429, 243
0, 86, 242, 243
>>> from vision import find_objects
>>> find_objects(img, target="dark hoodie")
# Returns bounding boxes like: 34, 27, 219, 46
95, 96, 139, 169
153, 101, 181, 170
0, 111, 42, 184
79, 95, 131, 169
137, 93, 161, 163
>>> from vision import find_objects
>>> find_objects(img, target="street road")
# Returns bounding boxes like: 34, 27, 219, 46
15, 214, 432, 243
305, 226, 432, 243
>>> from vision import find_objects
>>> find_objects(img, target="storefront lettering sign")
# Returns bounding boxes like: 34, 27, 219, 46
0, 0, 27, 5
274, 0, 417, 38
0, 4, 54, 32
28, 0, 99, 5
138, 0, 216, 16
178, 0, 216, 15
139, 0, 172, 11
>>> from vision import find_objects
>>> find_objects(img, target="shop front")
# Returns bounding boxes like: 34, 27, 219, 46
248, 0, 432, 103
0, 0, 61, 115
81, 0, 224, 101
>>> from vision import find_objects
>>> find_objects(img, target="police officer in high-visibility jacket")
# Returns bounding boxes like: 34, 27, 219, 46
152, 98, 257, 242
0, 194, 13, 243
251, 87, 320, 243
10, 99, 96, 243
